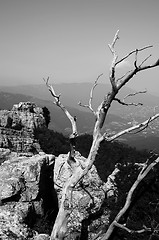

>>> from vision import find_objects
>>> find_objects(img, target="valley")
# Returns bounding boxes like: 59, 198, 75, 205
0, 82, 159, 152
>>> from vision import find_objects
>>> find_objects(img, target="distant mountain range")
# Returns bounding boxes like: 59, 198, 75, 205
1, 82, 159, 111
0, 82, 159, 152
0, 90, 127, 134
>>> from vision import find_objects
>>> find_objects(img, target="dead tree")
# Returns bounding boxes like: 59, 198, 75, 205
100, 157, 159, 240
44, 30, 159, 240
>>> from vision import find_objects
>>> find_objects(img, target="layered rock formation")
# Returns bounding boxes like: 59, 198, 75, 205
0, 102, 57, 239
0, 102, 46, 153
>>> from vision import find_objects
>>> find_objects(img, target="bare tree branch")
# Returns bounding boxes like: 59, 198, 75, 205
108, 30, 120, 90
114, 97, 143, 106
134, 49, 138, 69
78, 73, 103, 115
92, 230, 103, 240
101, 157, 159, 240
108, 30, 120, 53
108, 36, 158, 92
114, 90, 147, 106
130, 116, 152, 134
114, 222, 152, 234
43, 77, 78, 162
116, 70, 133, 84
104, 113, 159, 142
43, 77, 61, 104
43, 31, 159, 240
139, 54, 152, 67
117, 58, 159, 90
124, 90, 147, 100
115, 45, 153, 67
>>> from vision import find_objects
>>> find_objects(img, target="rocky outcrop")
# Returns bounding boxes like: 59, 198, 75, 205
0, 102, 118, 239
54, 152, 110, 239
0, 150, 57, 240
0, 102, 46, 153
0, 102, 59, 239
0, 127, 41, 153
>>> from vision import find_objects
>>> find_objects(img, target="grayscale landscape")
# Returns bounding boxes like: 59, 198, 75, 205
0, 1, 159, 240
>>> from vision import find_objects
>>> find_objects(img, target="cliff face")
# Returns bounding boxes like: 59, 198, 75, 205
0, 102, 59, 239
0, 151, 56, 240
0, 102, 46, 153
0, 102, 112, 239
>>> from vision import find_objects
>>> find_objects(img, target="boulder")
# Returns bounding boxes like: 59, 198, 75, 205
54, 152, 110, 239
0, 150, 56, 240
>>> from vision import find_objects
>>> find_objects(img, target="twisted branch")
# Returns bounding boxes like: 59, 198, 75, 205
43, 31, 159, 240
43, 77, 78, 162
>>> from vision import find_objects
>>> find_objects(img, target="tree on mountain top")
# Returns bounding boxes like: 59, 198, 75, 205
44, 31, 159, 240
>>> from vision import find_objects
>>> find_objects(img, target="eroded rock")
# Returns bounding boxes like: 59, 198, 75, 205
0, 102, 46, 131
54, 152, 110, 239
0, 102, 47, 153
0, 150, 56, 240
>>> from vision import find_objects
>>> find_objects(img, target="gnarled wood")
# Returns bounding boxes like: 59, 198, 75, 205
44, 31, 159, 240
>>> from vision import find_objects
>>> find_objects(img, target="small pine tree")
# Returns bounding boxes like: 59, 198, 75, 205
42, 106, 51, 128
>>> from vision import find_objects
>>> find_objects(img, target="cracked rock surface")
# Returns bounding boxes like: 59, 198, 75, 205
0, 150, 56, 240
54, 152, 110, 239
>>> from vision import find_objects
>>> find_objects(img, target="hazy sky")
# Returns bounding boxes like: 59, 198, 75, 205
0, 0, 159, 94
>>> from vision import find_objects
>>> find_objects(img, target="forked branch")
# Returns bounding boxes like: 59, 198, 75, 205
108, 30, 120, 90
115, 45, 153, 67
117, 56, 159, 90
78, 73, 103, 115
44, 31, 159, 240
43, 77, 61, 104
114, 90, 147, 106
104, 113, 159, 142
43, 77, 77, 136
43, 77, 78, 162
108, 32, 158, 91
